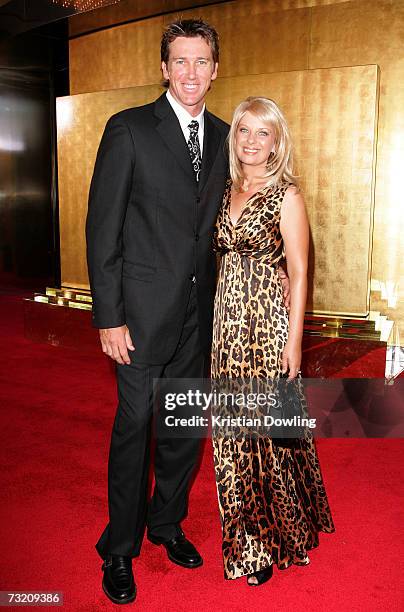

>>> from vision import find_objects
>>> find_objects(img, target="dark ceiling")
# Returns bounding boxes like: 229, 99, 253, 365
0, 0, 120, 39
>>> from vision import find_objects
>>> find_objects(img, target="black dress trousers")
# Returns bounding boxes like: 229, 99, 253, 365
96, 283, 204, 559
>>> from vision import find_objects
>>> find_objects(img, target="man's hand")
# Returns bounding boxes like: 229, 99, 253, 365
99, 325, 135, 365
277, 264, 290, 311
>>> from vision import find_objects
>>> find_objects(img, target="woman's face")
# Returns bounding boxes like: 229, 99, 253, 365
235, 111, 276, 170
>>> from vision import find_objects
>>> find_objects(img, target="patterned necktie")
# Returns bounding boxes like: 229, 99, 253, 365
187, 120, 202, 182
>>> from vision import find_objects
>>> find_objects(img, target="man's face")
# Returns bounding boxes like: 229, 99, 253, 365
162, 36, 218, 116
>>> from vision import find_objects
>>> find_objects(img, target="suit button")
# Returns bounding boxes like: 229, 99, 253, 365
195, 234, 199, 241
189, 274, 196, 282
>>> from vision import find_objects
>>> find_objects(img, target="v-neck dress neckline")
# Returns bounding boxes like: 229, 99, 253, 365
227, 182, 273, 229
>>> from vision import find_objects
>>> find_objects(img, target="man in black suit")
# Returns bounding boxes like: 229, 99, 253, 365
86, 19, 229, 604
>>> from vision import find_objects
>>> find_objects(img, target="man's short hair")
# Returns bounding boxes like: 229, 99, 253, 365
161, 18, 219, 65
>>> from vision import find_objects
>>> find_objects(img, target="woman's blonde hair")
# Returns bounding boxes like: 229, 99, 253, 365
228, 96, 299, 191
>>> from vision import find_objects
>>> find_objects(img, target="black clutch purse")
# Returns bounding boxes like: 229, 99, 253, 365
270, 372, 305, 448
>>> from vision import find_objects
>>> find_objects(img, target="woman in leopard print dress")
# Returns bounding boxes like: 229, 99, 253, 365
211, 97, 334, 585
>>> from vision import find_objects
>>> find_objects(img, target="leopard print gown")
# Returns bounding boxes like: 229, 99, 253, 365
211, 180, 335, 580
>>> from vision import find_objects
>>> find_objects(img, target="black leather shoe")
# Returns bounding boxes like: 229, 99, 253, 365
148, 530, 203, 569
102, 555, 136, 605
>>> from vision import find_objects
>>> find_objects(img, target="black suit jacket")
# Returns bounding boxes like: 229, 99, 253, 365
86, 93, 229, 364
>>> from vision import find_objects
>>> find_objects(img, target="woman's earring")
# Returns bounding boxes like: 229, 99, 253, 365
267, 151, 275, 166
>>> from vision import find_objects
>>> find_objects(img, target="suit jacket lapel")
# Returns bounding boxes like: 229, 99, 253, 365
154, 94, 196, 187
198, 111, 222, 193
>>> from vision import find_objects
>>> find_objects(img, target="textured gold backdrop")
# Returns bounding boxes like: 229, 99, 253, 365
57, 65, 378, 316
67, 0, 404, 329
207, 65, 379, 315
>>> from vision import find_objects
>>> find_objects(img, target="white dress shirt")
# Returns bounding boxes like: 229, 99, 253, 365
166, 90, 205, 156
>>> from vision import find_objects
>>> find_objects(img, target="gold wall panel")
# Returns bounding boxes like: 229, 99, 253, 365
57, 84, 163, 289
309, 0, 404, 330
69, 0, 231, 37
191, 7, 311, 77
65, 0, 404, 327
69, 3, 312, 94
69, 0, 354, 95
205, 65, 378, 315
69, 17, 165, 94
58, 65, 377, 318
183, 0, 348, 19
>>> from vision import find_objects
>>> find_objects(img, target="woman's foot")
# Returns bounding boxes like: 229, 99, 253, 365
295, 556, 310, 566
247, 564, 273, 586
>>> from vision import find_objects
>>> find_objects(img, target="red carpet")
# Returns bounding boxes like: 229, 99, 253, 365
0, 294, 403, 611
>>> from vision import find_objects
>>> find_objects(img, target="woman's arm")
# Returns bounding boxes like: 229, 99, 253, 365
276, 262, 290, 312
279, 186, 309, 379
